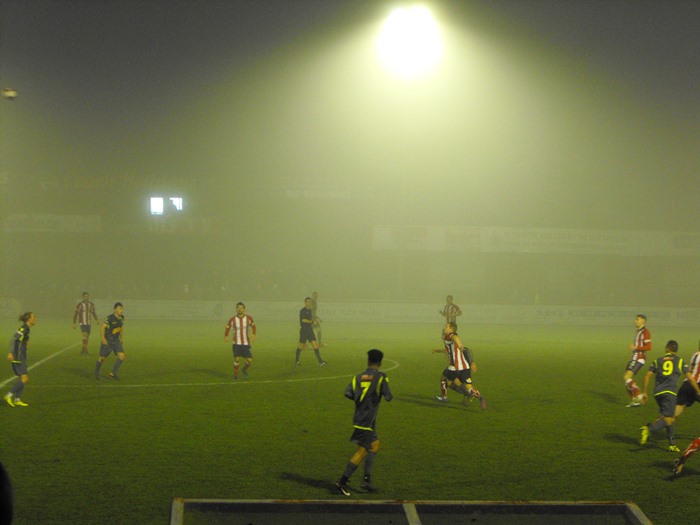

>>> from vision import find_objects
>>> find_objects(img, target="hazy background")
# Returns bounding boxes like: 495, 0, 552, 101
1, 0, 699, 316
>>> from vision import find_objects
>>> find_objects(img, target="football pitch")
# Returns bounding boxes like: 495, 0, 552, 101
2, 318, 699, 524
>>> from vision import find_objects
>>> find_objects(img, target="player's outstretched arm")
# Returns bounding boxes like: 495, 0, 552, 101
686, 373, 700, 398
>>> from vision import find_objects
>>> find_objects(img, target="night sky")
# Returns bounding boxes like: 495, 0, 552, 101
1, 0, 699, 307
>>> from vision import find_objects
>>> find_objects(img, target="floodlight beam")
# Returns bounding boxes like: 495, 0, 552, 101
376, 5, 443, 79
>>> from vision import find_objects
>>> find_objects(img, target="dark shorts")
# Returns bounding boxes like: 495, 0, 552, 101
79, 324, 92, 335
350, 428, 378, 450
443, 367, 458, 381
442, 367, 472, 384
233, 344, 252, 359
625, 359, 645, 374
100, 340, 124, 357
455, 369, 472, 384
11, 361, 28, 376
299, 325, 316, 344
676, 381, 698, 407
654, 392, 677, 418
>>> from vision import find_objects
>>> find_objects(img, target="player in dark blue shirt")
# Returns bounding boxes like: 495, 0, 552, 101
639, 340, 700, 452
294, 297, 326, 367
4, 312, 36, 407
94, 302, 126, 380
335, 349, 393, 496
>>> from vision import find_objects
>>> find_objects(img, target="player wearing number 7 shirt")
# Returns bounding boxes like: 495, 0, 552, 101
224, 302, 256, 380
335, 349, 393, 496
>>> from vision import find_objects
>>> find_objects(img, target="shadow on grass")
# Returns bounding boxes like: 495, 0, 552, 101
279, 472, 380, 495
671, 432, 697, 441
64, 363, 191, 382
649, 459, 687, 481
271, 363, 336, 380
396, 394, 467, 411
587, 390, 619, 404
62, 367, 144, 384
186, 367, 231, 380
603, 433, 644, 447
39, 384, 143, 405
274, 365, 306, 379
280, 472, 334, 491
663, 467, 697, 481
64, 367, 98, 379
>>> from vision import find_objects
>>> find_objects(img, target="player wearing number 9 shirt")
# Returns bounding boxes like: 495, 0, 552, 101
639, 340, 700, 452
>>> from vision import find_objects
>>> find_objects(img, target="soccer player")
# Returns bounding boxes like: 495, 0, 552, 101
72, 292, 99, 355
639, 340, 700, 452
310, 291, 324, 347
671, 340, 700, 421
335, 349, 393, 496
4, 311, 36, 407
438, 295, 462, 329
673, 437, 700, 476
295, 297, 326, 367
224, 302, 256, 380
94, 302, 126, 380
624, 314, 651, 407
433, 322, 487, 409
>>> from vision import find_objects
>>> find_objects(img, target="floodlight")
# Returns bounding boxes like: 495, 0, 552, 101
150, 197, 164, 215
376, 5, 443, 79
170, 197, 183, 211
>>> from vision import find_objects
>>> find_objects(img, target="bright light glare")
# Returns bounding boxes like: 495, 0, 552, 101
150, 197, 164, 215
377, 5, 443, 79
170, 197, 183, 211
150, 197, 183, 215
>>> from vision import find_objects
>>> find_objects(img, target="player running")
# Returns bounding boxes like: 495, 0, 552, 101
433, 322, 486, 409
670, 341, 700, 476
624, 314, 651, 407
670, 340, 700, 422
673, 437, 700, 476
639, 340, 700, 452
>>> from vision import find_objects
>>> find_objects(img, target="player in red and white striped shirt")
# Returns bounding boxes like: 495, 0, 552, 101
72, 292, 99, 355
623, 314, 651, 407
673, 436, 700, 476
438, 295, 462, 329
224, 302, 256, 380
432, 322, 486, 409
672, 341, 700, 476
672, 340, 700, 420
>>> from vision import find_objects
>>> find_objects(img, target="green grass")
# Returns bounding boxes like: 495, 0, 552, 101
2, 319, 699, 524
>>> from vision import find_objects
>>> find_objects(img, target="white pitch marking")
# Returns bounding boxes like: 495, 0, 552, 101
0, 343, 81, 388
27, 358, 401, 389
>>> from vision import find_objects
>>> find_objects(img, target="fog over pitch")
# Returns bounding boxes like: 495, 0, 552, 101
1, 0, 698, 312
